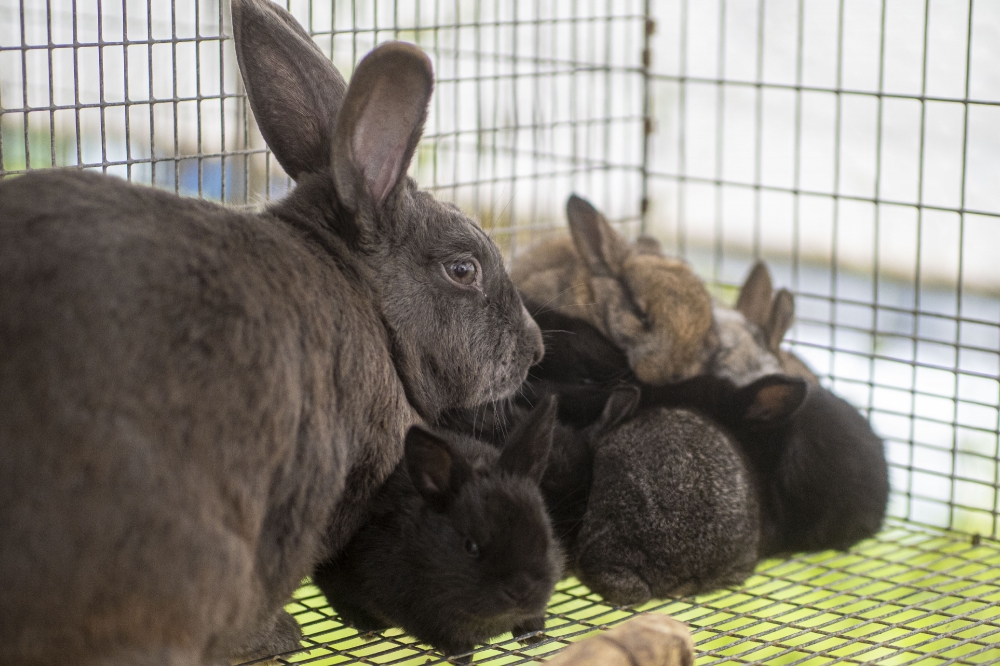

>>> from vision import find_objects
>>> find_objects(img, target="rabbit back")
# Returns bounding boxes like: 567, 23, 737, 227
0, 169, 402, 660
767, 387, 889, 554
575, 407, 759, 605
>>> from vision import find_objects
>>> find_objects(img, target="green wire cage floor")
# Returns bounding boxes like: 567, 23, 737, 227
239, 518, 1000, 666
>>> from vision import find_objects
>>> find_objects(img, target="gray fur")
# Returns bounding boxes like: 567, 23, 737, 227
574, 408, 760, 606
0, 1, 542, 664
711, 261, 819, 386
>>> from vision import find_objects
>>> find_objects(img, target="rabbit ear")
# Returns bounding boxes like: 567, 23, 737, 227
634, 235, 663, 256
331, 42, 433, 214
499, 395, 557, 483
405, 426, 472, 511
596, 385, 640, 435
736, 261, 773, 329
765, 289, 795, 353
566, 194, 631, 277
231, 0, 348, 181
736, 375, 807, 423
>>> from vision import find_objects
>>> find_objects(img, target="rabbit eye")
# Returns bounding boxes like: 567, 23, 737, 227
445, 260, 478, 287
464, 538, 480, 557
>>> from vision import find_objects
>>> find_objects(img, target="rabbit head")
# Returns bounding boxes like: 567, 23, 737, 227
401, 401, 561, 630
233, 0, 543, 417
513, 195, 717, 385
712, 261, 818, 387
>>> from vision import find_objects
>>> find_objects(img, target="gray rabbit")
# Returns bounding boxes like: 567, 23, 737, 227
574, 404, 762, 606
0, 0, 542, 664
712, 261, 820, 387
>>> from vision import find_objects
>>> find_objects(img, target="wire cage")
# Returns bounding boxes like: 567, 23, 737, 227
2, 0, 999, 663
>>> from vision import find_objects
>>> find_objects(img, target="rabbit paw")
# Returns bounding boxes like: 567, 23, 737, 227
512, 616, 546, 645
227, 609, 302, 664
580, 565, 652, 607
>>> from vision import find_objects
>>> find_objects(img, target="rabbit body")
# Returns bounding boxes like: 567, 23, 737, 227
0, 1, 543, 663
0, 170, 387, 665
313, 401, 562, 661
512, 195, 717, 385
733, 385, 889, 555
575, 406, 761, 605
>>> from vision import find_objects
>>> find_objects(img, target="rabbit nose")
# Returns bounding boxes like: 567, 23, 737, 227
505, 572, 537, 604
523, 305, 545, 365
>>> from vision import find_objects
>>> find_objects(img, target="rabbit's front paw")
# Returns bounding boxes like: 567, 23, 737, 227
513, 616, 546, 645
228, 609, 302, 664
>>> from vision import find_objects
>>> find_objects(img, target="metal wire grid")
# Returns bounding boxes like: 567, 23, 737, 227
644, 0, 1000, 539
236, 520, 1000, 665
3, 0, 1000, 664
0, 0, 648, 256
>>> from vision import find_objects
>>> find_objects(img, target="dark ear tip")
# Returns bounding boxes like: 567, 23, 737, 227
566, 193, 596, 217
230, 0, 275, 21
360, 41, 434, 83
774, 287, 795, 307
748, 260, 770, 279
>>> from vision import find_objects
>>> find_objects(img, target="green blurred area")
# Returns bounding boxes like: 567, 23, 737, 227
264, 520, 1000, 665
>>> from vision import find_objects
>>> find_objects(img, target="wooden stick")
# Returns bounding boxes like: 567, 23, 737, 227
544, 614, 693, 666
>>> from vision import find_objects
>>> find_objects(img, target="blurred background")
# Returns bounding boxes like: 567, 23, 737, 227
1, 0, 998, 537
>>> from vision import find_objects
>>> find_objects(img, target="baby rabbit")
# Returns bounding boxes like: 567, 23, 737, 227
712, 261, 819, 386
313, 398, 562, 663
538, 388, 641, 557
512, 195, 718, 385
0, 0, 543, 664
519, 296, 637, 427
575, 403, 762, 606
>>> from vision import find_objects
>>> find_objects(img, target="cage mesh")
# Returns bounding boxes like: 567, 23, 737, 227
2, 0, 999, 664
240, 519, 999, 665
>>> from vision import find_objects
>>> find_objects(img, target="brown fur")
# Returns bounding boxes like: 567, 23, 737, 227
512, 195, 717, 385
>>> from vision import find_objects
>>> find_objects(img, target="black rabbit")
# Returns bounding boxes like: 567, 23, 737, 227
313, 398, 563, 663
0, 0, 543, 663
520, 296, 637, 428
540, 388, 641, 557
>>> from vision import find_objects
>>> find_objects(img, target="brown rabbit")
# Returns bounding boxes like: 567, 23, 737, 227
512, 195, 717, 385
712, 261, 820, 386
0, 0, 542, 664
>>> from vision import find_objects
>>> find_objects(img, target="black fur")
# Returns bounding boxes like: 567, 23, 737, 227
313, 398, 562, 662
524, 302, 888, 559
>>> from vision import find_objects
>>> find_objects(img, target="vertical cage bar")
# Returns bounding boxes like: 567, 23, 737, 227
947, 0, 976, 532
712, 0, 726, 283
639, 0, 652, 233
